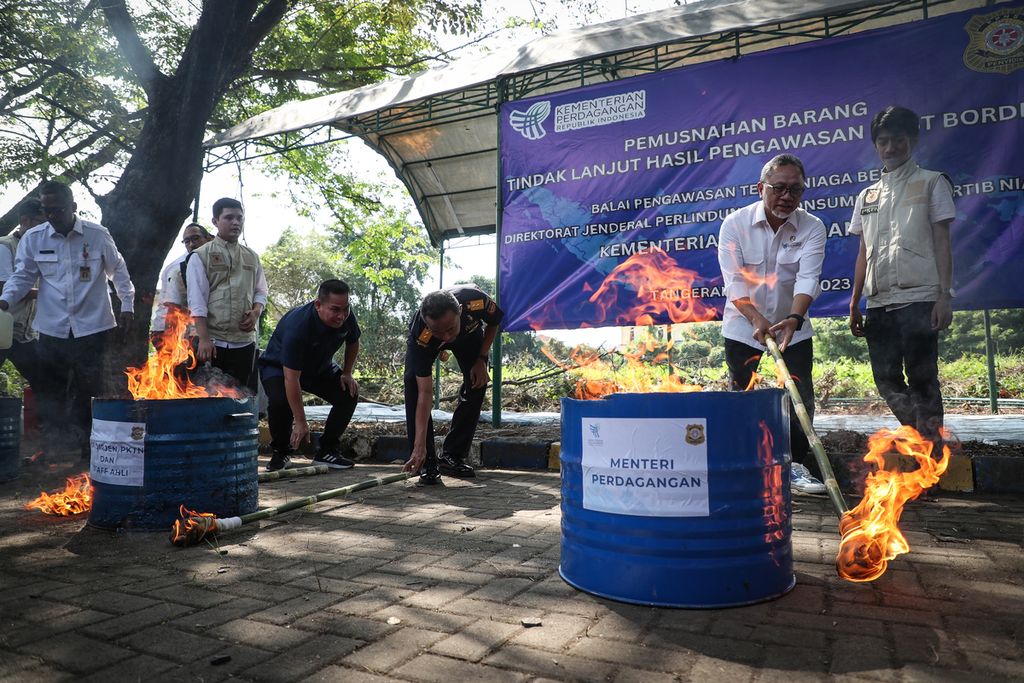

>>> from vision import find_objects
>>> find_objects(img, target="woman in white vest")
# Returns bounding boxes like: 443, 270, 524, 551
848, 106, 955, 442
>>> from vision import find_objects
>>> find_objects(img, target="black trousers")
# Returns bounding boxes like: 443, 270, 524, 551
404, 332, 486, 475
35, 331, 109, 450
864, 302, 943, 439
261, 372, 358, 455
725, 337, 817, 478
0, 339, 39, 389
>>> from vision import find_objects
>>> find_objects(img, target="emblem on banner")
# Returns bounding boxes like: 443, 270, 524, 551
685, 424, 705, 446
131, 426, 145, 441
509, 101, 552, 140
963, 8, 1024, 74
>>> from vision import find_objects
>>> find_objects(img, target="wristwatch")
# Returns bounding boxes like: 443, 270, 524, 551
941, 287, 956, 299
786, 313, 805, 330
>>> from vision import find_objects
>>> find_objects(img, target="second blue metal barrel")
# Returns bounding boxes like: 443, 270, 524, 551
0, 397, 21, 482
560, 390, 794, 608
88, 397, 259, 530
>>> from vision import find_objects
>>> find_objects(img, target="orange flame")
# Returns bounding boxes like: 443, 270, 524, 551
169, 504, 219, 546
588, 246, 718, 326
25, 473, 93, 516
757, 421, 786, 557
737, 266, 778, 289
836, 427, 951, 582
544, 333, 703, 400
126, 307, 241, 400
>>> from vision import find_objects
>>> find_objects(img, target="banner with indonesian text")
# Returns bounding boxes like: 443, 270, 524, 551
498, 6, 1024, 331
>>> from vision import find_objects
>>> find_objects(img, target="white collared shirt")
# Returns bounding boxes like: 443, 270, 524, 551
717, 201, 827, 350
0, 217, 135, 338
151, 253, 187, 333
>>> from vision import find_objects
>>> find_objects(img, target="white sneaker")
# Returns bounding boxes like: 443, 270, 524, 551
791, 462, 826, 494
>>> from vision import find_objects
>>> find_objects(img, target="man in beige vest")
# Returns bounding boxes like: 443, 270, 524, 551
186, 198, 267, 392
0, 198, 44, 387
848, 106, 955, 441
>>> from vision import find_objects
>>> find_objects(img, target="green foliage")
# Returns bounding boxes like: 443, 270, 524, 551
0, 361, 27, 398
0, 0, 483, 228
260, 201, 437, 380
261, 229, 340, 316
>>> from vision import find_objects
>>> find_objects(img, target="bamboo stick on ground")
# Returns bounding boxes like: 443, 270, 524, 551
257, 464, 330, 482
171, 472, 412, 546
764, 335, 849, 518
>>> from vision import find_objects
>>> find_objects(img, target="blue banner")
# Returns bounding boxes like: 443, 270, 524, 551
498, 6, 1024, 332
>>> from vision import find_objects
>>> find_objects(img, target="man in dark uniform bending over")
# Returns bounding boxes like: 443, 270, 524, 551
403, 285, 503, 485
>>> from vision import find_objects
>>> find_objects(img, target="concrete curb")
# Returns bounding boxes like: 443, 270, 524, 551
254, 428, 1023, 493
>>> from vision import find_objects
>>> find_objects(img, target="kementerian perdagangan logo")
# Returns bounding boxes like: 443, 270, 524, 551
508, 101, 552, 140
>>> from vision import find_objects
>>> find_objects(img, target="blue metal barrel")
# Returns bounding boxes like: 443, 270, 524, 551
88, 397, 259, 530
560, 390, 794, 608
0, 397, 21, 482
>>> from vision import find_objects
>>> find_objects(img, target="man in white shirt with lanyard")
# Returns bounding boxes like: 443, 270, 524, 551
718, 153, 828, 494
0, 181, 135, 458
186, 198, 268, 393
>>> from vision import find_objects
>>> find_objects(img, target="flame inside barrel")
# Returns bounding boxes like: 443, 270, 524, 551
125, 308, 242, 400
836, 426, 951, 582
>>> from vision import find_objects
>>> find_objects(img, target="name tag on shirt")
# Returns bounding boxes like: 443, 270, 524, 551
37, 252, 58, 262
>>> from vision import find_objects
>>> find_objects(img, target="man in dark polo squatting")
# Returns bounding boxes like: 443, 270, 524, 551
849, 106, 955, 445
402, 285, 503, 485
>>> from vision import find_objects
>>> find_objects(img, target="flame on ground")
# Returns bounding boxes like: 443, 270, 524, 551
836, 426, 951, 582
169, 504, 219, 547
126, 307, 242, 400
25, 473, 93, 516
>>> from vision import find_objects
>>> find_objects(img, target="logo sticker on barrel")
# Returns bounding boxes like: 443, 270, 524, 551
685, 424, 705, 445
581, 417, 709, 517
90, 419, 145, 487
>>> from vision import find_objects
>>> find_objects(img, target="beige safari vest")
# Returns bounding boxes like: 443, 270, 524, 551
0, 234, 37, 343
195, 238, 259, 344
857, 161, 950, 308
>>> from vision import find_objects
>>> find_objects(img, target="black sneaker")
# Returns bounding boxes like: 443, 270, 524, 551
418, 470, 442, 486
267, 452, 291, 472
313, 451, 355, 469
437, 454, 475, 478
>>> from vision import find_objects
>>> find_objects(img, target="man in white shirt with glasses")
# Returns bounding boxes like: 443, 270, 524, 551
717, 153, 828, 494
0, 180, 135, 459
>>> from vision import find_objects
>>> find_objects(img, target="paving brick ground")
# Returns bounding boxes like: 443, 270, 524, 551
2, 459, 1023, 682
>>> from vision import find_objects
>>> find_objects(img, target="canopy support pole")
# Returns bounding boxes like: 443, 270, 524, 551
434, 242, 444, 410
492, 79, 508, 428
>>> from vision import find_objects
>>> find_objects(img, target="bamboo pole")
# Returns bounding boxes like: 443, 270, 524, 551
764, 336, 849, 518
171, 472, 412, 546
257, 464, 330, 483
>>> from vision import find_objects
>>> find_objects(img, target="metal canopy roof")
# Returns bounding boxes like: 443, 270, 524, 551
206, 0, 971, 246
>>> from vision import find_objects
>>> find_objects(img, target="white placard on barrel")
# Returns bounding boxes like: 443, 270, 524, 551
581, 417, 709, 517
90, 419, 146, 486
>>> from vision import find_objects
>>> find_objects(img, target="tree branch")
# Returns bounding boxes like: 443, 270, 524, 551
98, 0, 167, 98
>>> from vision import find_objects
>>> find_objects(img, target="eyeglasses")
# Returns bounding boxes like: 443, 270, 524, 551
182, 235, 204, 244
762, 183, 805, 197
42, 205, 69, 216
